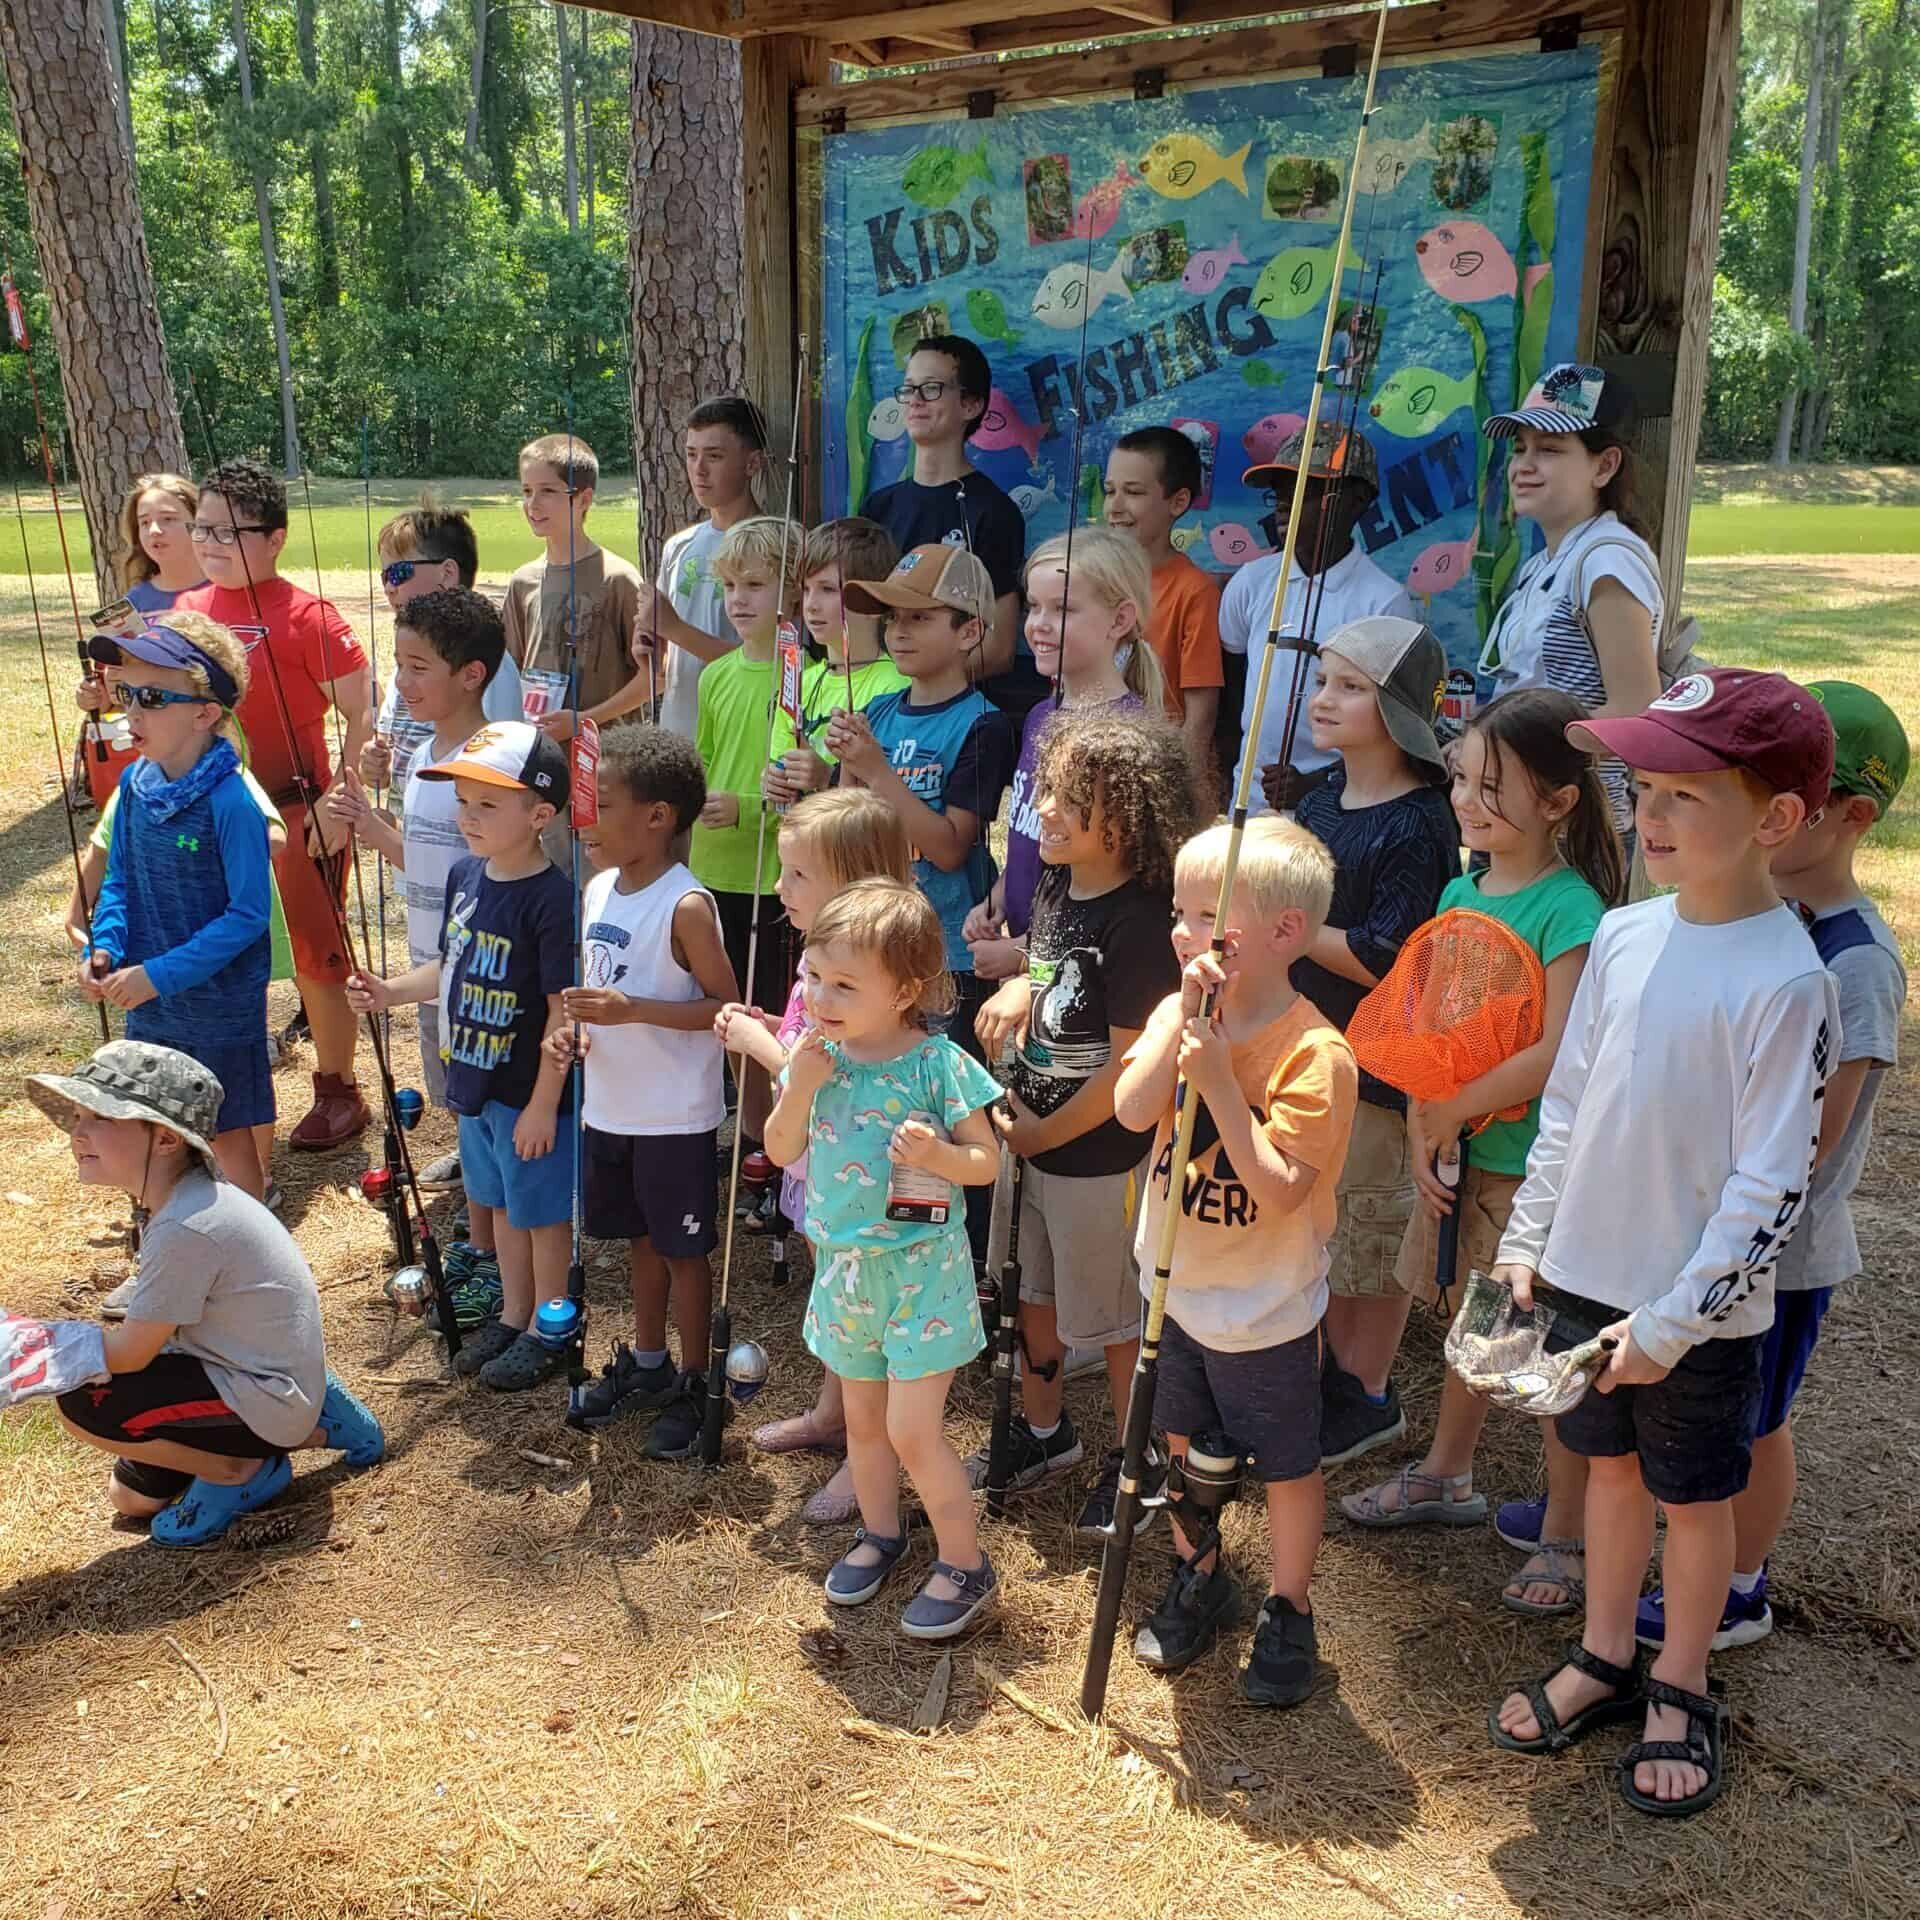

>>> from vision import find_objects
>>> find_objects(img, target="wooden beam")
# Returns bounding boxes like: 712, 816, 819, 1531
1099, 0, 1175, 21
742, 0, 1066, 39
739, 33, 828, 484
1596, 0, 1741, 612
797, 0, 1628, 124
888, 25, 977, 51
571, 0, 736, 37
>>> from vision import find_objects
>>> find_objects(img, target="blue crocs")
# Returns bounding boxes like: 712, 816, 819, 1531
150, 1453, 292, 1548
317, 1369, 386, 1467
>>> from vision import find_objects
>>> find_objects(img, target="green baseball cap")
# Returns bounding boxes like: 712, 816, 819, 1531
1808, 682, 1908, 811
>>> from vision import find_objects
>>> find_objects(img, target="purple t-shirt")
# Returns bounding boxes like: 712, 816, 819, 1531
1002, 692, 1142, 935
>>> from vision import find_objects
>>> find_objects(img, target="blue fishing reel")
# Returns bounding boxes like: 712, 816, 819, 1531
391, 1087, 424, 1131
533, 1296, 584, 1353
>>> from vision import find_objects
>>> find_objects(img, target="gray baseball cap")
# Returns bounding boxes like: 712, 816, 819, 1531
1319, 615, 1447, 770
27, 1039, 223, 1164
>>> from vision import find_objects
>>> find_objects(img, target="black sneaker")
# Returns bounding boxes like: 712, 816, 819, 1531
740, 1184, 789, 1238
1075, 1444, 1165, 1540
1132, 1557, 1240, 1673
1320, 1370, 1406, 1467
642, 1372, 714, 1461
1242, 1593, 1318, 1707
572, 1344, 681, 1430
963, 1412, 1083, 1492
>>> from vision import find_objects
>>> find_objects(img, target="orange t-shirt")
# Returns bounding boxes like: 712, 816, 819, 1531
1147, 552, 1225, 722
1130, 991, 1357, 1350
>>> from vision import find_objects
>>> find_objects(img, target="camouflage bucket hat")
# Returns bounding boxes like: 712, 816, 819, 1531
26, 1039, 223, 1163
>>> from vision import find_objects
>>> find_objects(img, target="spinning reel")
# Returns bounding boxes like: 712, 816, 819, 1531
1148, 1428, 1243, 1567
362, 1085, 426, 1272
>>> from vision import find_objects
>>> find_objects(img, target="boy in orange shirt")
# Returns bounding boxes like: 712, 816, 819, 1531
1103, 427, 1224, 781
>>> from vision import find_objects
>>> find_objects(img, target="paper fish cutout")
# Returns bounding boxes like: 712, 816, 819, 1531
1032, 250, 1134, 329
1072, 162, 1138, 240
1169, 525, 1203, 554
1414, 221, 1517, 303
1251, 238, 1362, 323
1361, 123, 1435, 195
903, 138, 993, 209
1181, 231, 1247, 294
1011, 473, 1061, 520
1242, 359, 1285, 389
961, 289, 1019, 354
1368, 366, 1476, 437
1406, 535, 1476, 597
1208, 522, 1264, 567
974, 388, 1045, 466
866, 395, 907, 443
1242, 411, 1308, 464
1138, 132, 1251, 200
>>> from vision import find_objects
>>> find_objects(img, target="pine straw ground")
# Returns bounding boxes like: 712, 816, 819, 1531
0, 559, 1915, 1920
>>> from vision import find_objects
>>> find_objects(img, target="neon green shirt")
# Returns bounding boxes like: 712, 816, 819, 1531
691, 649, 780, 896
770, 653, 911, 769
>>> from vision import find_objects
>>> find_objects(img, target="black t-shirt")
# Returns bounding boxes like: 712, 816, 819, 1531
1292, 771, 1459, 1113
439, 855, 577, 1118
861, 472, 1026, 603
1013, 865, 1179, 1176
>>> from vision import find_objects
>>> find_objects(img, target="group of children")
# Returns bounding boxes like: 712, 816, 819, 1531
39, 341, 1910, 1825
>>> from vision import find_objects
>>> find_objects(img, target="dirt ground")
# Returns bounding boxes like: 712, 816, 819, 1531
0, 560, 1914, 1919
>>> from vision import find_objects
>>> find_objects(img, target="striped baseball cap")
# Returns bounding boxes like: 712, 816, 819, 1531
1485, 362, 1634, 439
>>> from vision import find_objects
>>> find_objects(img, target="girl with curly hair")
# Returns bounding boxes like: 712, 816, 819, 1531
972, 705, 1200, 1534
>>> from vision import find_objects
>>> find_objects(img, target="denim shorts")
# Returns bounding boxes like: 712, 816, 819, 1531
1153, 1312, 1324, 1483
456, 1099, 578, 1231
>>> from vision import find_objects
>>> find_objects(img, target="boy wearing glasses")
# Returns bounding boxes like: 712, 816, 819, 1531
176, 459, 375, 1154
861, 334, 1027, 694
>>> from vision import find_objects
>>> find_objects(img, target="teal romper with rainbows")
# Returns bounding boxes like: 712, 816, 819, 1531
792, 1032, 1000, 1382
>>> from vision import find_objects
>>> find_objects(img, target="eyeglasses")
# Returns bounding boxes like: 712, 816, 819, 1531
189, 522, 270, 547
111, 681, 214, 712
895, 381, 952, 404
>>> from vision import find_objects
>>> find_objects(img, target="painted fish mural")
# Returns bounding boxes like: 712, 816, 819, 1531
1406, 535, 1477, 596
1138, 132, 1251, 200
1071, 162, 1138, 240
1208, 522, 1264, 567
1250, 238, 1362, 324
902, 138, 993, 208
1414, 220, 1518, 303
1180, 231, 1247, 294
1242, 410, 1308, 464
866, 394, 907, 443
1032, 251, 1135, 329
965, 286, 1021, 349
1368, 365, 1477, 437
973, 388, 1046, 466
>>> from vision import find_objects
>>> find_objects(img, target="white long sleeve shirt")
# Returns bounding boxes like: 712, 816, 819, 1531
1497, 896, 1838, 1369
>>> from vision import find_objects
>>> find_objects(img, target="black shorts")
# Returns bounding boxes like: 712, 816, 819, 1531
713, 888, 792, 1015
582, 1125, 720, 1256
1551, 1288, 1763, 1505
56, 1353, 278, 1460
1154, 1313, 1324, 1483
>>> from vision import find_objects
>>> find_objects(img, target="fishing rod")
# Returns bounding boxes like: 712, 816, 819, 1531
701, 338, 809, 1467
1049, 197, 1103, 711
1079, 0, 1392, 1722
983, 1134, 1024, 1517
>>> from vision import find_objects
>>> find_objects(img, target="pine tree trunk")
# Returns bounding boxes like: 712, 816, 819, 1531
557, 3, 579, 235
232, 0, 299, 476
0, 0, 188, 600
1773, 0, 1829, 468
465, 0, 488, 163
296, 0, 341, 308
628, 20, 744, 553
582, 15, 595, 243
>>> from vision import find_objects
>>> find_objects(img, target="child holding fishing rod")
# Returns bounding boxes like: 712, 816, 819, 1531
1341, 689, 1621, 1622
763, 878, 1004, 1639
717, 789, 913, 1523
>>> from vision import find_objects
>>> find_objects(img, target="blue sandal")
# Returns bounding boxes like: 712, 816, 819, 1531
825, 1528, 910, 1606
150, 1454, 292, 1548
901, 1555, 998, 1640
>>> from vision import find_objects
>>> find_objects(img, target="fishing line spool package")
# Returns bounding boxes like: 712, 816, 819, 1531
1443, 1271, 1613, 1417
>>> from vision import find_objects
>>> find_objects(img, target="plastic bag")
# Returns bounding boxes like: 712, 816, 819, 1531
0, 1312, 110, 1408
1443, 1272, 1615, 1417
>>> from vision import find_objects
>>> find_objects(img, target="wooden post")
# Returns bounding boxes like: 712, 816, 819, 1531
1597, 0, 1742, 614
739, 32, 825, 504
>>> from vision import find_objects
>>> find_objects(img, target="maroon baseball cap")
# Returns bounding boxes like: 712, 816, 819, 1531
1567, 668, 1834, 814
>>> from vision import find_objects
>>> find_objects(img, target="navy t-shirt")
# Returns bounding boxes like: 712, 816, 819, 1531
861, 473, 1026, 607
438, 854, 577, 1117
1292, 770, 1459, 1113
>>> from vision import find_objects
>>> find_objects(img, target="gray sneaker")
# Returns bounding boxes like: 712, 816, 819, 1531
418, 1151, 463, 1192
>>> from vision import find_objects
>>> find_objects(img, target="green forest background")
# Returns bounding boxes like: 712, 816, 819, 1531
0, 0, 1911, 479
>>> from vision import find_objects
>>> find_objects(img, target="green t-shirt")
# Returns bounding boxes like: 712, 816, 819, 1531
692, 648, 780, 896
1440, 865, 1606, 1177
770, 653, 911, 768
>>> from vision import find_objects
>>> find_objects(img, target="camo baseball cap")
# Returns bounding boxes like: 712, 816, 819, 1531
1242, 423, 1379, 496
27, 1039, 223, 1163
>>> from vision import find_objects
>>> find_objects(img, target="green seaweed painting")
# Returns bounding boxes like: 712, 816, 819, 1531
846, 313, 877, 514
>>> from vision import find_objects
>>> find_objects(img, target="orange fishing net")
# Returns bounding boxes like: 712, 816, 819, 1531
1346, 909, 1548, 1130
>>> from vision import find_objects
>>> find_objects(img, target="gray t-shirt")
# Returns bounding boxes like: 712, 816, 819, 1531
121, 1168, 327, 1446
657, 518, 739, 741
1776, 894, 1906, 1293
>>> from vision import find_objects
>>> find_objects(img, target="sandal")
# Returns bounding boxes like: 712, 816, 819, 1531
1617, 1678, 1729, 1819
1488, 1640, 1646, 1754
825, 1527, 910, 1607
1341, 1464, 1488, 1530
802, 1462, 860, 1527
1501, 1537, 1586, 1618
751, 1409, 847, 1457
901, 1554, 998, 1641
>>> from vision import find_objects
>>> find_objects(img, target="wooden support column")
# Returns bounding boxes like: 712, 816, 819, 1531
740, 32, 825, 502
1597, 0, 1742, 613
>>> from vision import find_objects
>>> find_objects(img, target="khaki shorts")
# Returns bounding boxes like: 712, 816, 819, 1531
985, 1155, 1144, 1351
1326, 1100, 1416, 1299
1393, 1163, 1523, 1311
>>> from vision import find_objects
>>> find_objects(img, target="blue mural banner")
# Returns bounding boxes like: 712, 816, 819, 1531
816, 45, 1605, 677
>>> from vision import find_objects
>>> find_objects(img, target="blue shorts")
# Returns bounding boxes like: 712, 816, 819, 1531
127, 1010, 274, 1134
456, 1100, 577, 1231
1154, 1313, 1324, 1483
1757, 1287, 1832, 1438
803, 1231, 985, 1382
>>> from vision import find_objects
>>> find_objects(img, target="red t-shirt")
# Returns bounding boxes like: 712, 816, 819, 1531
175, 577, 365, 799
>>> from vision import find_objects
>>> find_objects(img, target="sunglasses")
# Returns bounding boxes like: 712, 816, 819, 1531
189, 522, 270, 547
112, 681, 214, 712
381, 558, 443, 589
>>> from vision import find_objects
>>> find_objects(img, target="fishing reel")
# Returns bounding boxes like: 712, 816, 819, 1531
384, 1263, 430, 1316
390, 1087, 424, 1131
1149, 1429, 1244, 1564
723, 1340, 770, 1406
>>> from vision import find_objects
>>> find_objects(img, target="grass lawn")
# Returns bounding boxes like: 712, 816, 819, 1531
0, 509, 1911, 1917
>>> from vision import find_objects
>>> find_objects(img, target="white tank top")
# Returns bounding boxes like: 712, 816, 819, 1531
579, 862, 726, 1135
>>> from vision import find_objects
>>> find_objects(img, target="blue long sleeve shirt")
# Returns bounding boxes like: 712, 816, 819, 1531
91, 746, 272, 1037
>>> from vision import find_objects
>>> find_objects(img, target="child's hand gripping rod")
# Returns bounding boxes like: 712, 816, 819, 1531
1078, 0, 1391, 1721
